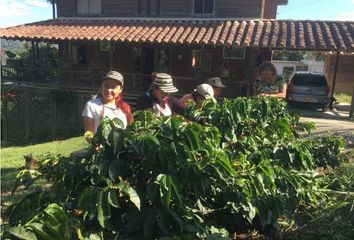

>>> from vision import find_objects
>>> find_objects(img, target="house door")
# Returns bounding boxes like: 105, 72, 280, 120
142, 47, 155, 89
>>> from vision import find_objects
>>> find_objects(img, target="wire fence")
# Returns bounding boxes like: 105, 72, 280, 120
1, 84, 93, 143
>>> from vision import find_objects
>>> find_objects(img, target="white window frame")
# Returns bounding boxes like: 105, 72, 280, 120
193, 0, 215, 15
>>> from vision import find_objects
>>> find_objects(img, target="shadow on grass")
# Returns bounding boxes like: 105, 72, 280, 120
1, 167, 45, 219
280, 204, 354, 240
1, 167, 22, 193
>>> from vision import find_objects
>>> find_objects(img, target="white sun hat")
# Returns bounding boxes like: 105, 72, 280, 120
195, 83, 216, 102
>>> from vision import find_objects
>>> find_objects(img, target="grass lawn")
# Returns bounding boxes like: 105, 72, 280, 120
1, 136, 87, 210
334, 92, 352, 104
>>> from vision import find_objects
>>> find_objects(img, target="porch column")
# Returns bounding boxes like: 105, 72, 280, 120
31, 41, 38, 83
69, 41, 73, 87
350, 87, 354, 118
329, 52, 340, 109
109, 50, 113, 70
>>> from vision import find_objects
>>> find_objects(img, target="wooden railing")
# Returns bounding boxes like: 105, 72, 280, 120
1, 65, 249, 97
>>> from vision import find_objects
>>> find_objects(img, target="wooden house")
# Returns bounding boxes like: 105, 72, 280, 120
1, 0, 354, 142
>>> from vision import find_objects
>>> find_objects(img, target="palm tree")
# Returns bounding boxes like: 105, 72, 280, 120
46, 0, 55, 19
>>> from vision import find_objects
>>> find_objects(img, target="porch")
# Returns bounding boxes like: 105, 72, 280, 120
1, 18, 353, 143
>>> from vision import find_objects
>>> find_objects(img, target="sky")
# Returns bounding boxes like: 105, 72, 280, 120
0, 0, 353, 28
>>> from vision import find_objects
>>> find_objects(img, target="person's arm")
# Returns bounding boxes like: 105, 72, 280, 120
170, 95, 186, 116
83, 116, 95, 132
260, 83, 287, 98
136, 94, 153, 111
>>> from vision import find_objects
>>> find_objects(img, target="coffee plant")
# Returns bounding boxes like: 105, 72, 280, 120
3, 97, 345, 240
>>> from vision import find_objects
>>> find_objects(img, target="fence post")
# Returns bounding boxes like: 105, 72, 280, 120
50, 94, 56, 139
24, 87, 30, 140
350, 87, 354, 118
3, 97, 8, 142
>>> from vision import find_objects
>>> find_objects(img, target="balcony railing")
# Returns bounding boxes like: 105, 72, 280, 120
1, 65, 249, 97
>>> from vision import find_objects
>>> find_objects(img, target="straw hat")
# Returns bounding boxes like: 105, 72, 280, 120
153, 73, 178, 93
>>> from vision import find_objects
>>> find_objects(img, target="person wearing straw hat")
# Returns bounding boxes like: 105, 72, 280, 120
136, 73, 185, 117
179, 83, 216, 108
206, 77, 226, 98
82, 71, 133, 134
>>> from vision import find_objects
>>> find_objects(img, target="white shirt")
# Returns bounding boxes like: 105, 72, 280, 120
82, 98, 127, 133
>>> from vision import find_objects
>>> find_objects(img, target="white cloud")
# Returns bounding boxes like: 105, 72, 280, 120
25, 0, 49, 8
0, 0, 31, 17
336, 10, 354, 20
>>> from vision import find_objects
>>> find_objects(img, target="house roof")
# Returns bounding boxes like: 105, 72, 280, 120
278, 0, 288, 5
1, 18, 353, 52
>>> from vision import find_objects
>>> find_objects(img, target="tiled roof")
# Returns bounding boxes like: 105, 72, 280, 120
1, 18, 354, 51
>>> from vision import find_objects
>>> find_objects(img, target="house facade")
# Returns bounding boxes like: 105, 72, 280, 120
2, 0, 354, 142
2, 0, 289, 98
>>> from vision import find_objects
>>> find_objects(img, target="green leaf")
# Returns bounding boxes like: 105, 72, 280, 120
27, 222, 54, 240
108, 160, 127, 183
8, 226, 37, 240
117, 181, 141, 210
155, 174, 172, 208
97, 190, 111, 228
183, 124, 202, 151
113, 129, 124, 157
108, 189, 120, 208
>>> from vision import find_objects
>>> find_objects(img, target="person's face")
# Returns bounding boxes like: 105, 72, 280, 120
101, 78, 122, 103
213, 87, 223, 98
260, 69, 275, 83
152, 87, 168, 103
195, 95, 205, 108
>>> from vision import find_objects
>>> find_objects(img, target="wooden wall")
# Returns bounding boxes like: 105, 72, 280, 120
57, 0, 76, 17
216, 0, 261, 18
263, 0, 278, 19
325, 55, 354, 95
102, 0, 138, 17
56, 0, 265, 18
160, 0, 191, 17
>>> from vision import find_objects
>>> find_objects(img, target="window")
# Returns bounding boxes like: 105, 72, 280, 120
138, 0, 160, 16
282, 66, 294, 76
191, 49, 212, 72
295, 65, 309, 72
223, 46, 246, 59
132, 47, 142, 73
77, 0, 101, 15
100, 41, 114, 52
194, 0, 214, 14
191, 49, 202, 70
72, 44, 87, 64
155, 49, 169, 73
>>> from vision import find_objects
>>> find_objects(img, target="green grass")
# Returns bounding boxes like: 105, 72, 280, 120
334, 93, 353, 104
1, 136, 87, 209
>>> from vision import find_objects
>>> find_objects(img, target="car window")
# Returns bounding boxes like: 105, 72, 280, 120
292, 75, 327, 86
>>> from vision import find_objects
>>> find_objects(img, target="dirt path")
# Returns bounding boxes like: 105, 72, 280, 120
300, 117, 354, 144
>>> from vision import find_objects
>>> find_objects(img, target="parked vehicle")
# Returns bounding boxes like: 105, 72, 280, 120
286, 72, 330, 111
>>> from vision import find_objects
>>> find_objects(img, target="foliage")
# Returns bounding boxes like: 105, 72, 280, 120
3, 41, 60, 83
3, 97, 346, 239
272, 51, 307, 62
304, 136, 345, 168
280, 161, 354, 240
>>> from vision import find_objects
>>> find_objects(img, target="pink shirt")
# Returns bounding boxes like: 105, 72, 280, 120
179, 93, 195, 107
